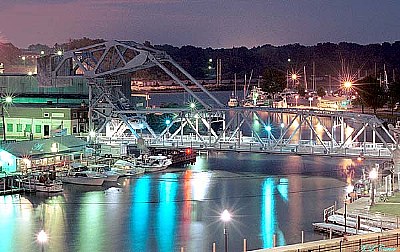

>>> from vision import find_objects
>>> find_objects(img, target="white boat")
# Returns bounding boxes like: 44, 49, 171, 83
243, 86, 272, 107
22, 173, 63, 193
60, 164, 106, 186
135, 154, 172, 173
227, 96, 239, 107
88, 164, 121, 182
228, 74, 240, 107
112, 160, 145, 177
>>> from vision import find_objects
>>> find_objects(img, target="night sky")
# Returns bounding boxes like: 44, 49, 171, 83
1, 0, 400, 48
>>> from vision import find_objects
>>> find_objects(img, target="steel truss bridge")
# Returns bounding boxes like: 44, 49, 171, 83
37, 40, 398, 160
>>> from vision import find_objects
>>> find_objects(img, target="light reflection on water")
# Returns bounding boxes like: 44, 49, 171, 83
0, 153, 351, 252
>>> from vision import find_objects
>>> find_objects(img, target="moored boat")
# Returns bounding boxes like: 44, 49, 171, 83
60, 163, 106, 186
88, 164, 121, 182
21, 172, 63, 193
112, 160, 145, 176
135, 154, 172, 173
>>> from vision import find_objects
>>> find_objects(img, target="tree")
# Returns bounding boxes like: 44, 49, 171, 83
316, 86, 326, 97
297, 84, 306, 97
387, 81, 400, 114
355, 76, 386, 114
261, 67, 286, 96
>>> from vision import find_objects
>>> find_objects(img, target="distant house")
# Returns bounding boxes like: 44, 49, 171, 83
0, 135, 88, 173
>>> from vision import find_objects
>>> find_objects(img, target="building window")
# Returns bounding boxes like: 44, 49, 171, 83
35, 125, 41, 133
16, 124, 22, 132
44, 113, 49, 118
7, 123, 13, 132
73, 126, 77, 134
25, 124, 32, 132
73, 112, 77, 118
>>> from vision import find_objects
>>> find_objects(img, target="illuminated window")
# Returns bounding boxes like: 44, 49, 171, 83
25, 124, 32, 132
35, 125, 41, 133
7, 123, 13, 132
17, 124, 22, 132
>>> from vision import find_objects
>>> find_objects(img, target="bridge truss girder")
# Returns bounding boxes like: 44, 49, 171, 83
102, 107, 397, 159
40, 40, 225, 138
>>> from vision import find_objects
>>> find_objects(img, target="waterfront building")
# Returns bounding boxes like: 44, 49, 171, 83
0, 135, 87, 173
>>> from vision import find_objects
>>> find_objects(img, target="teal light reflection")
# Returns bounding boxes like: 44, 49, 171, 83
79, 192, 105, 252
277, 178, 289, 203
157, 173, 178, 251
131, 175, 151, 251
261, 178, 275, 248
0, 196, 15, 252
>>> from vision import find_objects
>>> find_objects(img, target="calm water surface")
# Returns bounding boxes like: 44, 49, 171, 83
0, 153, 353, 252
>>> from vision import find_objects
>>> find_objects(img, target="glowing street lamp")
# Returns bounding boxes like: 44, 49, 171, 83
37, 230, 48, 252
1, 96, 13, 141
344, 184, 354, 234
221, 209, 231, 252
189, 102, 196, 109
369, 168, 378, 206
308, 97, 313, 107
343, 81, 352, 89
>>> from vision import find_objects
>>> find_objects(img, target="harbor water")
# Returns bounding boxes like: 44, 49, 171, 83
0, 152, 353, 252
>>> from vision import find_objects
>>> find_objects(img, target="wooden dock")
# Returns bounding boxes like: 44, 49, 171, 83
313, 203, 392, 236
312, 222, 369, 235
0, 174, 26, 195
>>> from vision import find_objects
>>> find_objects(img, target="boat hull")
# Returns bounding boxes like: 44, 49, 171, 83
23, 181, 63, 193
60, 177, 104, 186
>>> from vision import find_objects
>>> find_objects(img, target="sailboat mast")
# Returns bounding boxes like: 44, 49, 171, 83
303, 66, 307, 91
234, 73, 237, 98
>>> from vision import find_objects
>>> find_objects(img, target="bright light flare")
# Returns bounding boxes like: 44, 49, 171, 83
291, 74, 297, 80
37, 230, 48, 243
369, 169, 378, 180
343, 81, 352, 89
221, 209, 231, 222
346, 184, 354, 194
5, 96, 12, 103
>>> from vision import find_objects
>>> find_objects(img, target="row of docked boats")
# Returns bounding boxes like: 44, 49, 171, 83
19, 154, 173, 192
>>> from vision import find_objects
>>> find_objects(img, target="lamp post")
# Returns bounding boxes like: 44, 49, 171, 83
295, 95, 299, 107
37, 230, 48, 252
369, 168, 378, 206
308, 97, 313, 107
1, 96, 13, 142
344, 184, 354, 234
221, 209, 231, 252
51, 143, 59, 167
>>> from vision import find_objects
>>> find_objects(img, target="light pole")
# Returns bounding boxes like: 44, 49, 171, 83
369, 168, 378, 206
344, 184, 354, 234
37, 230, 48, 252
295, 95, 299, 107
1, 96, 13, 142
51, 143, 59, 167
221, 209, 231, 252
308, 97, 313, 107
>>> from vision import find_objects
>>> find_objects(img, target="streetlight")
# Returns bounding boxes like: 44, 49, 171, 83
295, 95, 299, 107
21, 56, 26, 67
1, 96, 13, 142
221, 209, 231, 252
344, 184, 354, 234
51, 143, 59, 167
369, 168, 378, 206
308, 97, 313, 107
37, 230, 48, 252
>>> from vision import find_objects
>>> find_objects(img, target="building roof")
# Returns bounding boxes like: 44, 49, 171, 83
0, 135, 87, 158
